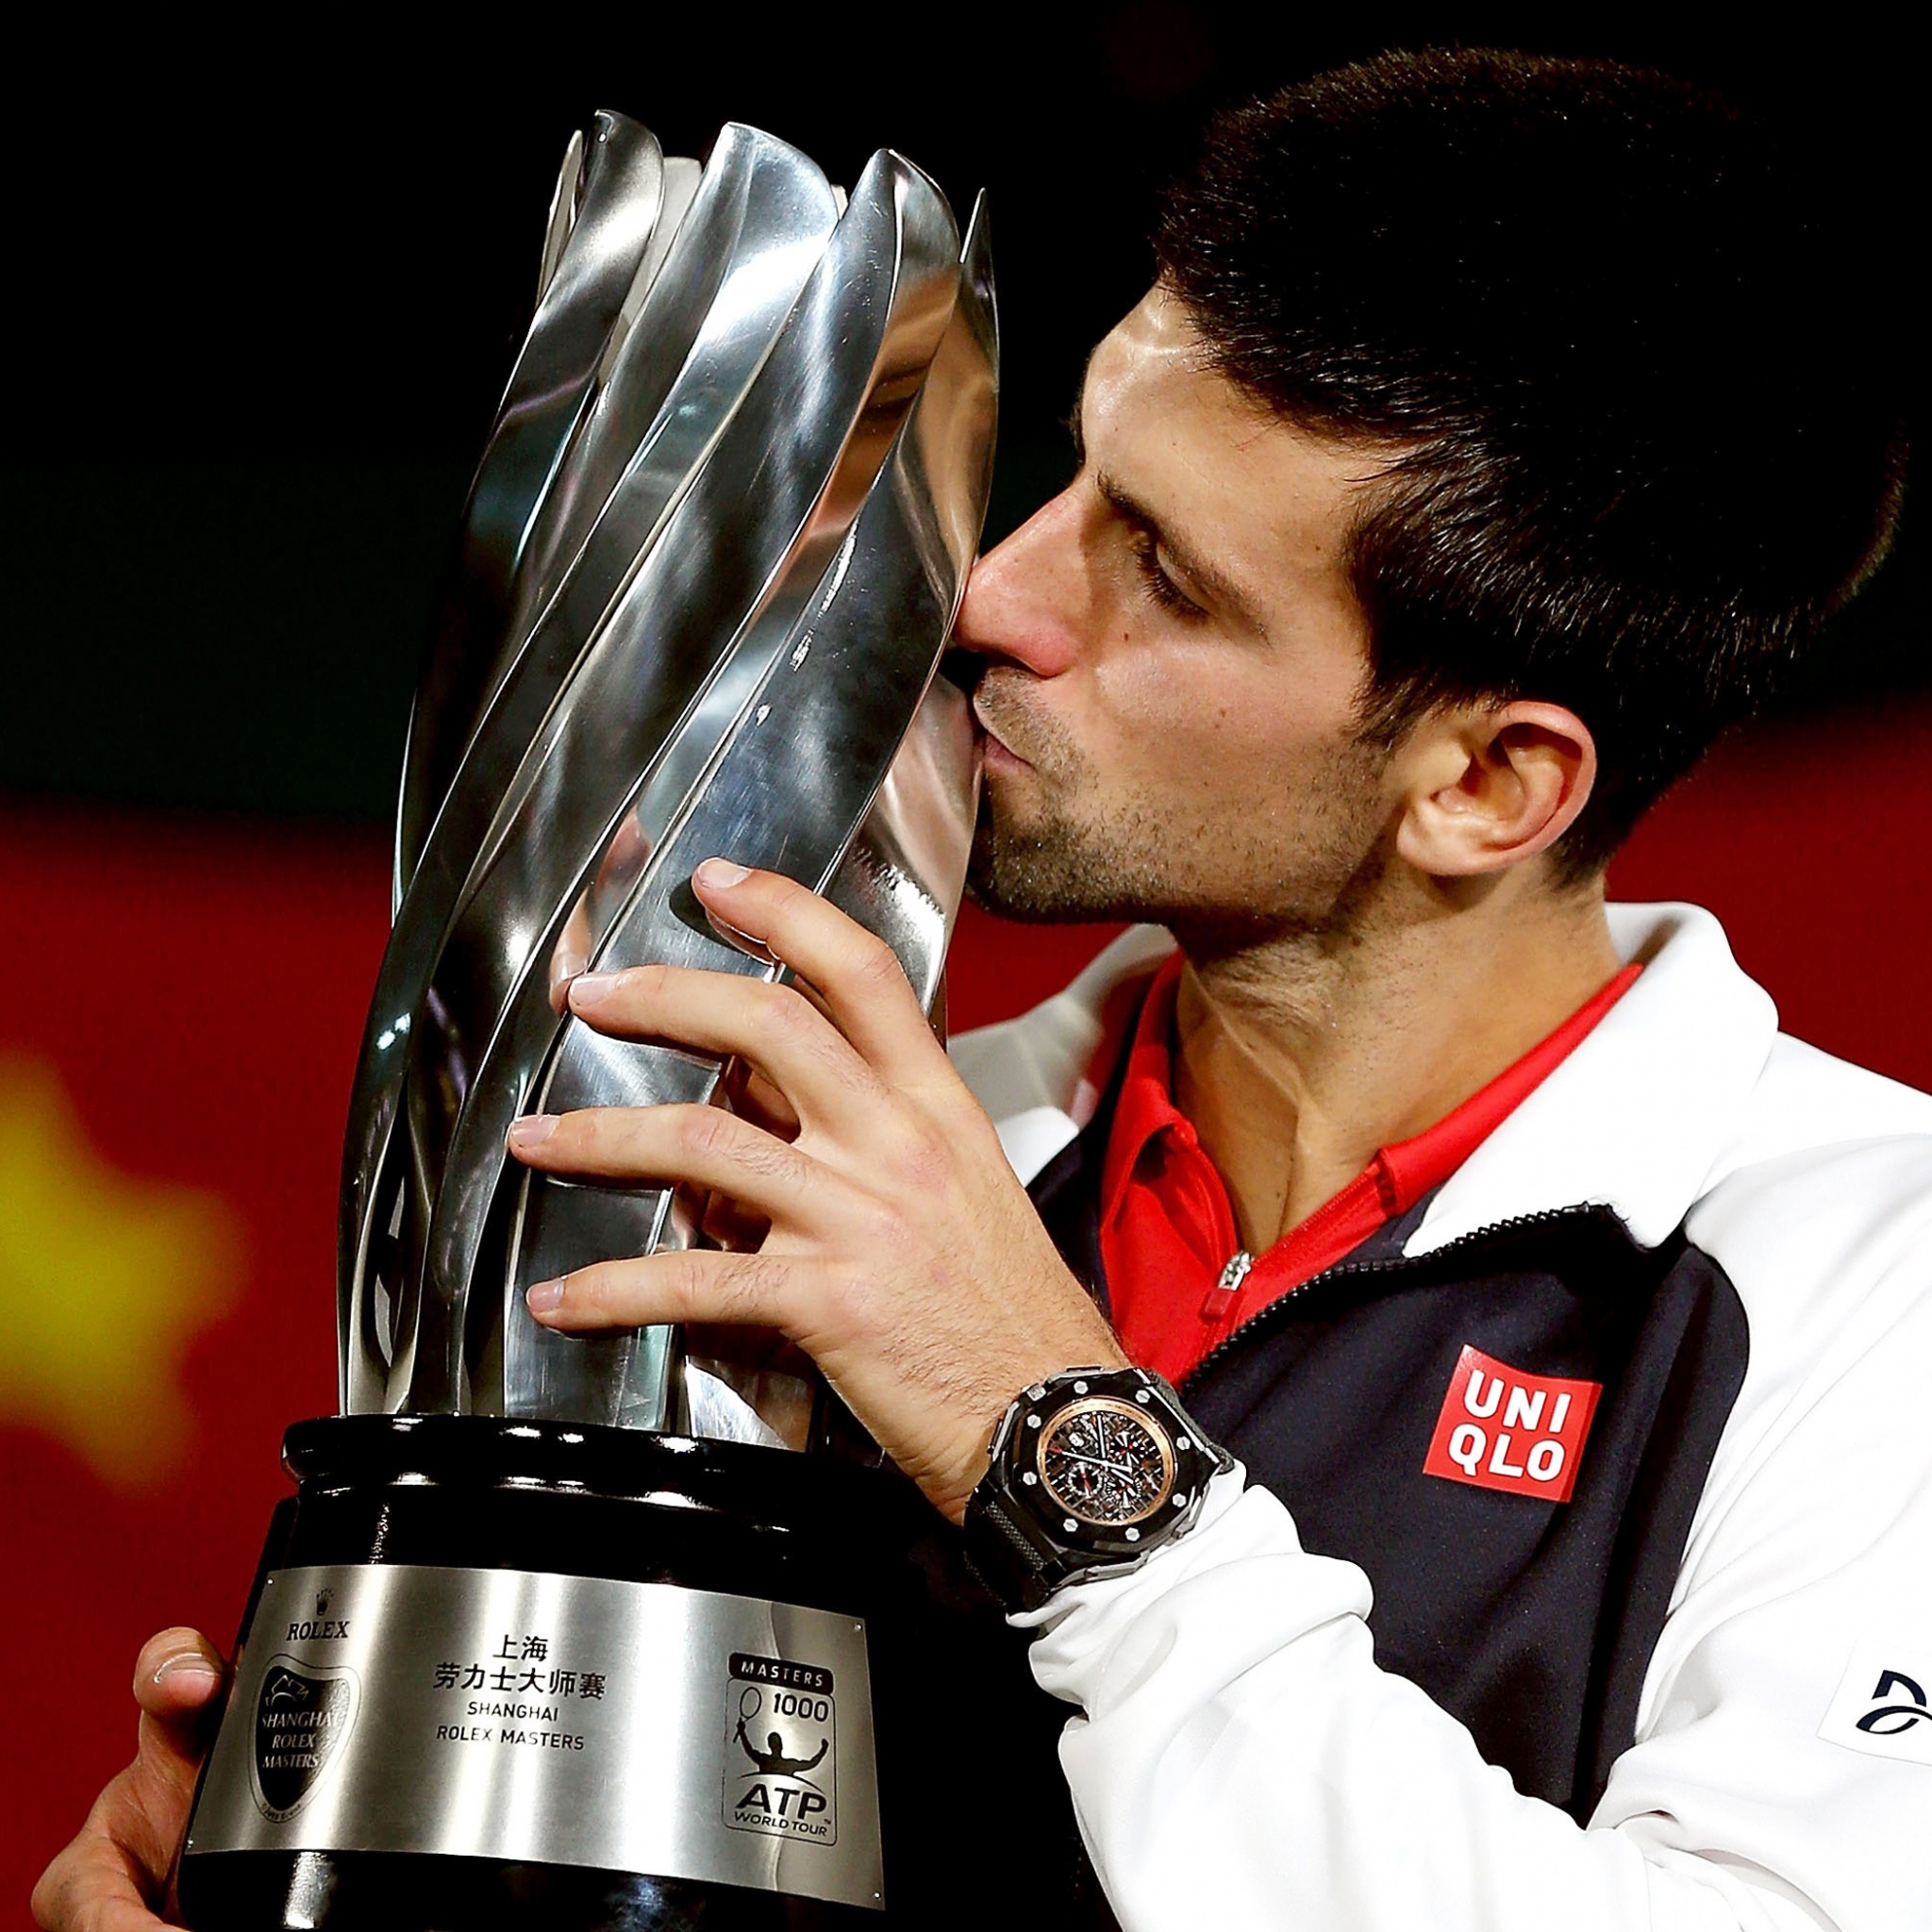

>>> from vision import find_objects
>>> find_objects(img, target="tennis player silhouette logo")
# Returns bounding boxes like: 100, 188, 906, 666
724, 1684, 838, 1842
736, 1712, 829, 1778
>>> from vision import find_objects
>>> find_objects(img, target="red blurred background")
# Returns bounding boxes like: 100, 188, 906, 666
7, 696, 1932, 1910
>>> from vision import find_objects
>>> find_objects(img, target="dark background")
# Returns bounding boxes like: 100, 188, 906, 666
2, 2, 1919, 824
1, 7, 1923, 1920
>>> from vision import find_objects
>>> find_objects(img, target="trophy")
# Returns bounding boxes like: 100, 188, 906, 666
176, 109, 996, 1928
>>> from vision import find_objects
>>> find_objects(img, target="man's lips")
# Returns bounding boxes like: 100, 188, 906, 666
972, 694, 1033, 772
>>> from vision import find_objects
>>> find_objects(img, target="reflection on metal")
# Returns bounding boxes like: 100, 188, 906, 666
395, 113, 666, 907
185, 1563, 883, 1907
338, 113, 993, 1442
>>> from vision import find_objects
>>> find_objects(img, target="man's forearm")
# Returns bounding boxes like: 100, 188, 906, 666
1020, 1476, 1824, 1932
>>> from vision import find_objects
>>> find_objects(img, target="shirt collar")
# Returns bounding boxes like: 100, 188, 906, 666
1098, 951, 1192, 1227
1099, 945, 1643, 1225
1404, 902, 1779, 1256
955, 902, 1781, 1254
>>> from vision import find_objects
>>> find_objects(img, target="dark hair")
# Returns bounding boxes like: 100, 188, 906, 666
1155, 48, 1907, 874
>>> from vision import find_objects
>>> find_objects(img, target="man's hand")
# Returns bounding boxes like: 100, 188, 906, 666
32, 1628, 226, 1931
509, 858, 1125, 1523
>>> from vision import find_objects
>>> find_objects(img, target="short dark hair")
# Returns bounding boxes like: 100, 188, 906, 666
1155, 48, 1907, 874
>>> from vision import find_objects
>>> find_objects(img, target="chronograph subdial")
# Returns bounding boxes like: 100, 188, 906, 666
1036, 1396, 1176, 1526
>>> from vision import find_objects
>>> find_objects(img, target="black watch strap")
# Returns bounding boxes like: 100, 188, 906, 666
963, 1366, 1233, 1612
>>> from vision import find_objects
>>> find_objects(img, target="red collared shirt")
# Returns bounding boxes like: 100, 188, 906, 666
1099, 953, 1642, 1385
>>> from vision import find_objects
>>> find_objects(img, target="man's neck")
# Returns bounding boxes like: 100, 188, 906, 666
1170, 869, 1621, 1253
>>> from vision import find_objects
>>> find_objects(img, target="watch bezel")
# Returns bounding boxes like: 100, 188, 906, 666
988, 1367, 1226, 1576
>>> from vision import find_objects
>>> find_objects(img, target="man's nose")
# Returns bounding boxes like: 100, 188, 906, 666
954, 486, 1086, 679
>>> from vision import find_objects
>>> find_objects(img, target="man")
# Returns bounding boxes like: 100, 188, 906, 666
37, 47, 1923, 1932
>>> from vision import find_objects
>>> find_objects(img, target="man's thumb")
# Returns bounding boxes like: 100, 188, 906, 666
132, 1628, 227, 1786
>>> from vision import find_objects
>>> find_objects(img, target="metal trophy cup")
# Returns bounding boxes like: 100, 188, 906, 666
176, 111, 995, 1929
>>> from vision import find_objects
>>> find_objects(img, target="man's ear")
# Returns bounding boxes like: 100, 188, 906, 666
1393, 701, 1598, 878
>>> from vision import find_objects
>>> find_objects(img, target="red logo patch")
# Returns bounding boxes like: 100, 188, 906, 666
1423, 1345, 1602, 1503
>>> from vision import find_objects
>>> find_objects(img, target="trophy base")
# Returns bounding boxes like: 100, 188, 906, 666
174, 1849, 825, 1929
176, 1415, 964, 1929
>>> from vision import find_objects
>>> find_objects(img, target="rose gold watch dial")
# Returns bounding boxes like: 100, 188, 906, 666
1036, 1396, 1175, 1527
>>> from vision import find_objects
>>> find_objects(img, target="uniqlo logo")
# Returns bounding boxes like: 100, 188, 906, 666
1422, 1345, 1602, 1503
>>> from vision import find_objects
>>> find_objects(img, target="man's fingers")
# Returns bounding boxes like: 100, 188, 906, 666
698, 1184, 774, 1252
508, 1103, 820, 1223
566, 962, 882, 1129
688, 861, 949, 1083
124, 1629, 226, 1873
548, 890, 593, 1014
525, 1246, 802, 1338
724, 1057, 800, 1140
134, 1627, 226, 1726
32, 1631, 228, 1931
32, 1833, 167, 1932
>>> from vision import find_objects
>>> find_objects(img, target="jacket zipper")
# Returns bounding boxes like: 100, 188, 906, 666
1180, 1207, 1607, 1398
1200, 1249, 1255, 1322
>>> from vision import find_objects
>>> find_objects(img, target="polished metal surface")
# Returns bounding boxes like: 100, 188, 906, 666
365, 149, 957, 1418
183, 1563, 882, 1908
830, 676, 983, 1020
341, 125, 841, 1408
337, 114, 994, 1438
534, 126, 585, 305
504, 198, 996, 1428
396, 113, 667, 903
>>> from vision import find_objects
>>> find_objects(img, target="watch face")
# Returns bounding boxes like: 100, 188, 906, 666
1036, 1395, 1176, 1528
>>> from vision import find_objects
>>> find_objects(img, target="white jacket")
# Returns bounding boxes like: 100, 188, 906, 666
952, 903, 1932, 1932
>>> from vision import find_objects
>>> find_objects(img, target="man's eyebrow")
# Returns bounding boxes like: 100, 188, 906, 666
1066, 351, 1096, 465
1092, 468, 1266, 634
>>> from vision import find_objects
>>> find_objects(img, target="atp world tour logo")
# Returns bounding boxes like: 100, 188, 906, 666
723, 1653, 838, 1845
251, 1657, 361, 1822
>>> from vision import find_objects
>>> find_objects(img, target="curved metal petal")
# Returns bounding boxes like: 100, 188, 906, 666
821, 192, 997, 1020
504, 131, 827, 708
340, 134, 840, 1412
498, 182, 997, 1428
676, 667, 984, 1449
353, 150, 964, 1417
533, 125, 586, 306
394, 111, 665, 902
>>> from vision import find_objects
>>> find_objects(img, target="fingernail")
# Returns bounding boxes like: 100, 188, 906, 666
525, 1278, 566, 1315
548, 942, 588, 989
695, 858, 751, 889
507, 1114, 558, 1148
156, 1651, 221, 1687
569, 971, 621, 1005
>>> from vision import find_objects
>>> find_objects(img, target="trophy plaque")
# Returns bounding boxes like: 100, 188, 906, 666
175, 108, 997, 1929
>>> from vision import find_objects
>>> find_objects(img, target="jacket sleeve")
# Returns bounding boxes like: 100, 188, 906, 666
1020, 1195, 1932, 1932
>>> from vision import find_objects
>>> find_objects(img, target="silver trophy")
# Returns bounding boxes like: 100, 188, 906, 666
177, 111, 995, 1929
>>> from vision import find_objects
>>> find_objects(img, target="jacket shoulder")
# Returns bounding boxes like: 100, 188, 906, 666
948, 925, 1174, 1126
1705, 1033, 1932, 1194
1683, 1037, 1932, 1407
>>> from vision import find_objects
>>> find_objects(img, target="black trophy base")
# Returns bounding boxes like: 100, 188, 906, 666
175, 1848, 830, 1930
176, 1415, 1079, 1931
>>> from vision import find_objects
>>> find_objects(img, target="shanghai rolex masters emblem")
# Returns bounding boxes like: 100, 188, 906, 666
251, 1657, 360, 1823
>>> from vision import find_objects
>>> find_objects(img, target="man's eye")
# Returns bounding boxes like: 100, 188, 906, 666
1127, 527, 1207, 619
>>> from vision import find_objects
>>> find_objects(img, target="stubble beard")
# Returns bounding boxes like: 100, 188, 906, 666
966, 688, 1395, 954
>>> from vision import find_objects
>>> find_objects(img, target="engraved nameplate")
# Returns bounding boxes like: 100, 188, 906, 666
184, 1564, 882, 1910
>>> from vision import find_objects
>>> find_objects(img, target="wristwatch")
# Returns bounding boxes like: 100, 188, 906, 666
963, 1365, 1235, 1611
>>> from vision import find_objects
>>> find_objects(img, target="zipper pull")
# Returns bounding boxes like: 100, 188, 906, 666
1201, 1249, 1253, 1323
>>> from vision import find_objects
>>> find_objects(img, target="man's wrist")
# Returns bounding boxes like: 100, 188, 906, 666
962, 1366, 1234, 1611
